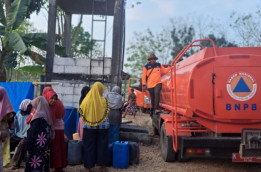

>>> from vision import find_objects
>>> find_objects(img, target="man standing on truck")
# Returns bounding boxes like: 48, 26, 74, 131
142, 54, 170, 116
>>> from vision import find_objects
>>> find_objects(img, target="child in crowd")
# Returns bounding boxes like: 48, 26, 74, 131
11, 99, 32, 170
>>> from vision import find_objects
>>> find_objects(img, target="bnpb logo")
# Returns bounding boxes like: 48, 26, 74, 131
226, 72, 257, 101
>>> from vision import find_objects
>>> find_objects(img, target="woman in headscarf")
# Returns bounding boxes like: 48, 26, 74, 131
43, 87, 67, 172
0, 87, 15, 171
104, 86, 122, 144
25, 86, 53, 125
78, 82, 110, 172
77, 86, 90, 140
10, 99, 32, 170
25, 96, 54, 172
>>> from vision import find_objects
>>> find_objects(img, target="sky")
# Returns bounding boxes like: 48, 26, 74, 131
125, 0, 260, 42
29, 0, 261, 65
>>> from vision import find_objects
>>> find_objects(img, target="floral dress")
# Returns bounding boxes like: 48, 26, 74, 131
25, 118, 51, 172
125, 93, 138, 115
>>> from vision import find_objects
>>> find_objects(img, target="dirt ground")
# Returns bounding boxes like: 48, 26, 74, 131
6, 111, 261, 172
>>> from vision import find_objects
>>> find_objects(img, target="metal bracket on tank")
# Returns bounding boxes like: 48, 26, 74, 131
212, 73, 216, 115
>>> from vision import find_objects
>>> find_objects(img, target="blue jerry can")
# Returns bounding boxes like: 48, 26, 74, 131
113, 141, 129, 168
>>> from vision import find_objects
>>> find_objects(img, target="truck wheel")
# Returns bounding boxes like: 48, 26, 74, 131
160, 123, 176, 162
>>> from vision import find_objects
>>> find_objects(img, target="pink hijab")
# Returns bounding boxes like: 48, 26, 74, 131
0, 87, 14, 121
31, 96, 55, 139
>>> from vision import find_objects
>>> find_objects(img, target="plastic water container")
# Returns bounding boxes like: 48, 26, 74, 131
64, 106, 78, 140
128, 141, 140, 164
67, 140, 83, 165
113, 141, 129, 168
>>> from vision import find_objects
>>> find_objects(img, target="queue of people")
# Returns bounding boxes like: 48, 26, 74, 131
1, 52, 165, 171
0, 80, 129, 172
0, 53, 165, 171
0, 85, 67, 172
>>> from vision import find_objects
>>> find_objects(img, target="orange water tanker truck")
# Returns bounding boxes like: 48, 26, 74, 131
153, 38, 261, 162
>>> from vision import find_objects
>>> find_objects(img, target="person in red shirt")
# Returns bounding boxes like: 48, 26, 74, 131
43, 87, 67, 172
142, 54, 170, 116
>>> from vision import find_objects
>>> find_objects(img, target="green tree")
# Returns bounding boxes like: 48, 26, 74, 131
170, 25, 195, 59
71, 26, 95, 58
3, 0, 47, 19
200, 34, 237, 47
230, 10, 261, 46
0, 0, 64, 81
26, 0, 47, 18
170, 24, 237, 62
125, 28, 173, 77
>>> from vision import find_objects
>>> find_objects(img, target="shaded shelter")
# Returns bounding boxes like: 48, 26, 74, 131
46, 0, 125, 86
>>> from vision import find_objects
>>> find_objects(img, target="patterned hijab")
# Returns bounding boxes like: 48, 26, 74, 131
31, 96, 54, 138
19, 99, 31, 111
78, 82, 109, 126
0, 87, 14, 121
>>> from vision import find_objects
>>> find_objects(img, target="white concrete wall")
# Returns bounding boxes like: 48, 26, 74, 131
51, 81, 111, 108
51, 81, 86, 108
53, 56, 111, 75
51, 56, 112, 108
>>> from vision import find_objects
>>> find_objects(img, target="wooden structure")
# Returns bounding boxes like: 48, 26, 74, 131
46, 0, 125, 86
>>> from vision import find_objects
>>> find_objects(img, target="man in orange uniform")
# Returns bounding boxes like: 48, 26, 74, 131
142, 54, 170, 116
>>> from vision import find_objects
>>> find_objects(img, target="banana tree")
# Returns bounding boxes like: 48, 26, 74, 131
0, 0, 30, 81
0, 0, 64, 82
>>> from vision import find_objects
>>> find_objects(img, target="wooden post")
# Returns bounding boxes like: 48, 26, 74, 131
111, 0, 125, 87
46, 0, 57, 82
63, 12, 72, 57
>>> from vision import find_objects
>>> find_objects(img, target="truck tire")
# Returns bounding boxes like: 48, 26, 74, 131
160, 123, 176, 162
